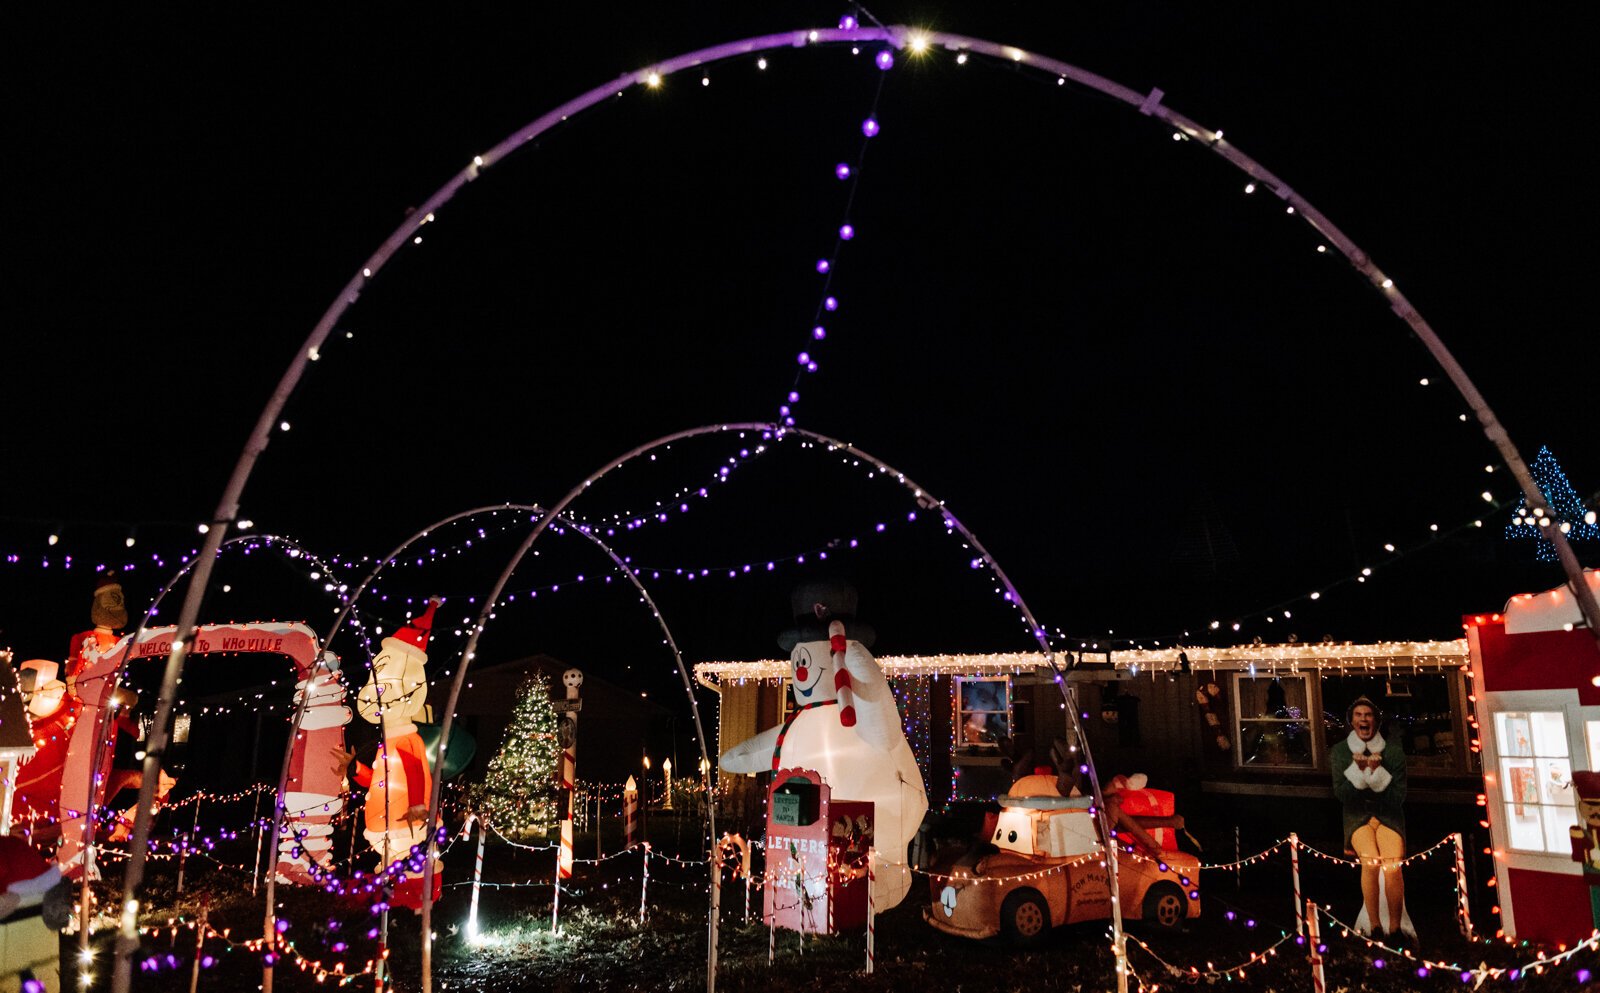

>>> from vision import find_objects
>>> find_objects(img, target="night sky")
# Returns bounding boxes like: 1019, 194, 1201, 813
4, 3, 1595, 715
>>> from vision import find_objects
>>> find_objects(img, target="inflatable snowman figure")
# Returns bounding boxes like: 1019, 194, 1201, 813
352, 598, 441, 910
720, 582, 927, 908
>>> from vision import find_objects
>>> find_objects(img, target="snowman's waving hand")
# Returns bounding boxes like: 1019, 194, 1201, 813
840, 640, 900, 752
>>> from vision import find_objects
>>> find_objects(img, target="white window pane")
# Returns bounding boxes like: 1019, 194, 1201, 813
1497, 757, 1536, 812
1496, 713, 1533, 757
1586, 720, 1600, 769
1543, 804, 1577, 853
1539, 759, 1575, 807
1503, 802, 1545, 850
1531, 711, 1569, 758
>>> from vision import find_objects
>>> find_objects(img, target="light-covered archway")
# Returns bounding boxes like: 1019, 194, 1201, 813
111, 23, 1598, 993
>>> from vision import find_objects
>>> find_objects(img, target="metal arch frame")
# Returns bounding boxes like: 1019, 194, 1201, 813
111, 22, 1599, 993
258, 502, 703, 992
416, 423, 1126, 993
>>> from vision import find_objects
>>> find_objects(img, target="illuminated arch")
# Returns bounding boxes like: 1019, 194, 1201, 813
113, 24, 1599, 993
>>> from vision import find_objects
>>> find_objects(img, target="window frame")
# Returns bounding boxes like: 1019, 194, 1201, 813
1479, 689, 1586, 874
1230, 672, 1320, 771
954, 675, 1012, 753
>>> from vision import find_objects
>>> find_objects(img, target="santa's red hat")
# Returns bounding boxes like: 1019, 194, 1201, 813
389, 598, 441, 654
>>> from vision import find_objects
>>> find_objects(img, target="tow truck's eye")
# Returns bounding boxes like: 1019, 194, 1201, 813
993, 829, 1002, 841
1007, 830, 1018, 844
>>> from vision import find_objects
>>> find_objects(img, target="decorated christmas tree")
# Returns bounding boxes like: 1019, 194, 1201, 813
1504, 446, 1600, 562
470, 671, 561, 837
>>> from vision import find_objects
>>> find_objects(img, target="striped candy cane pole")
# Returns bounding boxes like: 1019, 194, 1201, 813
1289, 832, 1304, 936
624, 776, 639, 849
1453, 832, 1475, 939
1306, 900, 1325, 993
865, 846, 876, 975
827, 854, 835, 937
639, 842, 651, 923
768, 899, 776, 966
828, 621, 856, 727
468, 815, 486, 943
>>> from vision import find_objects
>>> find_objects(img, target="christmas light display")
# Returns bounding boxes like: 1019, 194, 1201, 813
469, 672, 562, 838
99, 20, 1600, 993
1505, 446, 1599, 561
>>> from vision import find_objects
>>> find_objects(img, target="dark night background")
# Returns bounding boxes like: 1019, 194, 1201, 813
2, 3, 1595, 758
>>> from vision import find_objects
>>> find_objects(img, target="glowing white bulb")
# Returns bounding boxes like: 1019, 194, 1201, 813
1316, 245, 1327, 253
1310, 592, 1321, 600
1361, 567, 1372, 577
48, 533, 58, 546
197, 523, 209, 534
1419, 377, 1430, 386
1381, 278, 1394, 289
1384, 543, 1395, 552
279, 421, 291, 432
238, 519, 253, 529
1560, 521, 1572, 534
956, 52, 968, 65
908, 34, 929, 54
701, 76, 709, 87
1005, 47, 1025, 62
125, 535, 136, 548
1285, 205, 1295, 214
222, 584, 232, 593
1482, 492, 1493, 503
1244, 182, 1256, 193
756, 58, 767, 70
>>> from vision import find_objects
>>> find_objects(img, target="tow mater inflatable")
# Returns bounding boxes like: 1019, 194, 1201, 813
925, 772, 1199, 945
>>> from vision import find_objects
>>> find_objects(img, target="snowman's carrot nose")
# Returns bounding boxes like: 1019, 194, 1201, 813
829, 621, 856, 726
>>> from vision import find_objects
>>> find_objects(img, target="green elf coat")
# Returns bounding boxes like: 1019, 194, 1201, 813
1329, 730, 1406, 848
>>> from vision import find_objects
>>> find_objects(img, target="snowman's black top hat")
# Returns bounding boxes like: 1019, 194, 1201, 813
777, 580, 876, 653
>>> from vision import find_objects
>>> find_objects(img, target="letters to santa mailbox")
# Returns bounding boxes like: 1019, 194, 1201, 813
764, 767, 873, 935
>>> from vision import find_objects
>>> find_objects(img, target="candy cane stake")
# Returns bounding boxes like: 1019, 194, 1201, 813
1289, 832, 1303, 936
639, 842, 651, 924
468, 815, 486, 943
1453, 832, 1475, 939
1307, 900, 1325, 993
865, 846, 876, 975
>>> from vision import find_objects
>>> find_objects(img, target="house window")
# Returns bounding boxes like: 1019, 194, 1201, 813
955, 676, 1010, 751
1233, 674, 1314, 769
1494, 711, 1576, 854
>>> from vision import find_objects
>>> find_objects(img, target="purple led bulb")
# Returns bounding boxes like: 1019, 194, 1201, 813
813, 326, 826, 340
875, 50, 894, 71
816, 258, 830, 273
835, 163, 851, 180
824, 295, 838, 311
861, 117, 879, 137
839, 223, 855, 240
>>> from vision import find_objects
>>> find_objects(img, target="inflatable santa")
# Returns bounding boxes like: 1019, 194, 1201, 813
720, 582, 927, 908
350, 599, 442, 911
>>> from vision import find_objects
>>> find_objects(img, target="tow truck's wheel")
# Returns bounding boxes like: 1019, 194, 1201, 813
1000, 888, 1050, 946
1141, 882, 1187, 931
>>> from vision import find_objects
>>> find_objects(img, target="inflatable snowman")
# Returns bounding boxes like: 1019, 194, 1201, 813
352, 598, 441, 910
720, 582, 927, 908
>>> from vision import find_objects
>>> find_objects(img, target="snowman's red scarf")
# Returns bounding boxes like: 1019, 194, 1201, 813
772, 700, 838, 772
